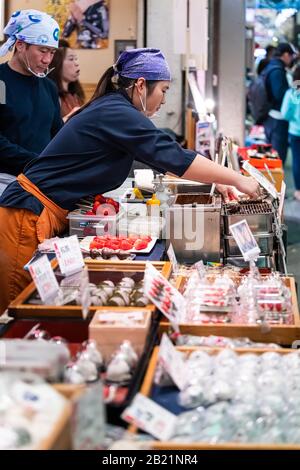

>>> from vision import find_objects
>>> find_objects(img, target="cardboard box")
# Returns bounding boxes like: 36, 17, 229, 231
89, 309, 152, 361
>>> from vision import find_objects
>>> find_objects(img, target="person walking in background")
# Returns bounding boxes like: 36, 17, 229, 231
256, 44, 276, 76
48, 39, 85, 119
281, 65, 300, 201
262, 43, 295, 163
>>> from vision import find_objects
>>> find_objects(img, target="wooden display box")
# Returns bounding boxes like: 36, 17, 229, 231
129, 346, 300, 450
89, 309, 152, 361
159, 276, 300, 346
8, 261, 171, 320
36, 390, 73, 450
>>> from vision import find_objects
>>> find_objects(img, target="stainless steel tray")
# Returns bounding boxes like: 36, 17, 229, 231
223, 200, 274, 235
223, 233, 274, 257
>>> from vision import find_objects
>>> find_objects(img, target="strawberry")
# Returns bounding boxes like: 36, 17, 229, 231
120, 240, 133, 251
92, 201, 101, 213
94, 194, 107, 203
140, 235, 152, 242
133, 239, 148, 250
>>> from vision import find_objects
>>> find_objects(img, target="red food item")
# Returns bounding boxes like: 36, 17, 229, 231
133, 239, 148, 250
106, 197, 120, 213
120, 240, 133, 251
128, 234, 139, 241
140, 235, 152, 242
86, 210, 95, 215
90, 241, 99, 250
92, 201, 101, 213
94, 194, 107, 203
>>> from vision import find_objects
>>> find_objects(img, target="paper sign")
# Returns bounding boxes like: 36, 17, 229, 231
54, 235, 84, 277
158, 334, 187, 390
96, 311, 146, 324
79, 267, 91, 320
144, 263, 185, 325
279, 181, 286, 221
229, 219, 261, 262
242, 161, 278, 199
167, 243, 178, 272
29, 255, 59, 303
121, 393, 177, 441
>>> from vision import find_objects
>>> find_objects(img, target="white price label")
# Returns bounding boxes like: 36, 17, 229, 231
159, 334, 187, 390
54, 235, 84, 277
29, 255, 59, 303
229, 219, 261, 262
167, 243, 178, 272
144, 263, 185, 325
121, 393, 177, 441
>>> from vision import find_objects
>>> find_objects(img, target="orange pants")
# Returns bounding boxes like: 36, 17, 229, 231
0, 176, 68, 314
0, 207, 40, 314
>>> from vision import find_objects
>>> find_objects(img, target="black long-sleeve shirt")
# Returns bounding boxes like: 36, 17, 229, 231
0, 63, 63, 176
0, 91, 197, 215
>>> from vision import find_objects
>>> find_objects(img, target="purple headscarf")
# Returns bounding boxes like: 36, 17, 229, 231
114, 48, 171, 81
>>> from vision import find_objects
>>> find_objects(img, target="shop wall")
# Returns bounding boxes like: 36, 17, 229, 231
2, 0, 137, 84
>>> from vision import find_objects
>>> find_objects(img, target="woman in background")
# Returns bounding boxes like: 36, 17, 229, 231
48, 39, 85, 118
281, 65, 300, 201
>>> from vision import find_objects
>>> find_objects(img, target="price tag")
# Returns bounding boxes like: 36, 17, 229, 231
79, 267, 91, 320
278, 180, 286, 221
158, 334, 187, 390
229, 219, 261, 262
54, 235, 84, 277
121, 393, 177, 441
144, 263, 185, 325
167, 243, 178, 272
29, 255, 59, 303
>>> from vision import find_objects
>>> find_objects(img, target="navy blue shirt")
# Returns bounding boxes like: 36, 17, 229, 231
0, 92, 197, 215
263, 58, 289, 111
0, 63, 63, 175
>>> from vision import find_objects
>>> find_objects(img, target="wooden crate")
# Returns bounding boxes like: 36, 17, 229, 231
8, 261, 171, 320
36, 391, 73, 450
129, 346, 300, 450
159, 276, 300, 346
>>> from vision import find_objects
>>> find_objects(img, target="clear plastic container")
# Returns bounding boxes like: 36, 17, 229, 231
67, 209, 123, 238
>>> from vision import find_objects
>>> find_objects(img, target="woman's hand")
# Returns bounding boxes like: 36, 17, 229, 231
235, 175, 261, 199
215, 184, 240, 203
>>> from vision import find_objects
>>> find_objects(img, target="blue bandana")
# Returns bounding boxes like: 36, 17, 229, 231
114, 48, 171, 81
0, 9, 60, 57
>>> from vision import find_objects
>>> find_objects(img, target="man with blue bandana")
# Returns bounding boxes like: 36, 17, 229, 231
0, 9, 63, 194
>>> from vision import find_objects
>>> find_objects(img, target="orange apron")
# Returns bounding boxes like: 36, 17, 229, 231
0, 174, 68, 314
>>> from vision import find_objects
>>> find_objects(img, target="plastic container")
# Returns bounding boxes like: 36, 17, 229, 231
67, 209, 123, 238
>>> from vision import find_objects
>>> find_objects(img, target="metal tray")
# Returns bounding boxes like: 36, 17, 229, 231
223, 232, 274, 257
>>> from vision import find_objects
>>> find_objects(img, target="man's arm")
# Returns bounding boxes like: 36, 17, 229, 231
0, 133, 38, 175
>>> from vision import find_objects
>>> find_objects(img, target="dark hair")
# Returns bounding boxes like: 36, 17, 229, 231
48, 42, 85, 104
274, 42, 295, 58
74, 66, 157, 116
266, 45, 275, 58
293, 65, 300, 83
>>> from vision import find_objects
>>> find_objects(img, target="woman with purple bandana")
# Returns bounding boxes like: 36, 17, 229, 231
0, 48, 259, 313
